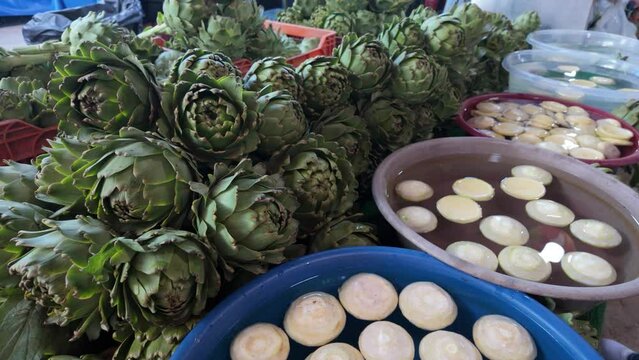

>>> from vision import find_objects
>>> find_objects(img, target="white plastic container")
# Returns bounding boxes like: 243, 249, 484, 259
466, 0, 593, 30
502, 49, 639, 111
528, 30, 639, 65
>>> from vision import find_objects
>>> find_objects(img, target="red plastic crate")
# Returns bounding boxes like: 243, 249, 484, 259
0, 120, 56, 162
234, 20, 337, 74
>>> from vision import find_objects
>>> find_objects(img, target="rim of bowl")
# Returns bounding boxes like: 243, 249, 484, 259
372, 137, 639, 301
454, 92, 639, 167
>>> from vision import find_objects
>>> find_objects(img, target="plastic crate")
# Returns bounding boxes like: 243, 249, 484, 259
233, 20, 337, 74
0, 120, 56, 163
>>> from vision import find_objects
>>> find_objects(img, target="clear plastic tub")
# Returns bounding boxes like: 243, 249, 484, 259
502, 49, 639, 111
528, 29, 639, 65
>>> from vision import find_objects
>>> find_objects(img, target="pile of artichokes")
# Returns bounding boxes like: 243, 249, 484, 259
0, 3, 542, 359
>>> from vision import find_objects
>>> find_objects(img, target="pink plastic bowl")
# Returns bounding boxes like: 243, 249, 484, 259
455, 93, 639, 167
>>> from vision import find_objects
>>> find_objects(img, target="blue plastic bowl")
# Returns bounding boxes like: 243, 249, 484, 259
172, 247, 602, 360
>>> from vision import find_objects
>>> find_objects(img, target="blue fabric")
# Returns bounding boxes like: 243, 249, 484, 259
0, 0, 97, 16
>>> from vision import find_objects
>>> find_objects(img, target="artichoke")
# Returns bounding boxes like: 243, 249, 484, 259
309, 215, 378, 253
9, 216, 115, 341
154, 49, 185, 84
421, 15, 466, 59
353, 10, 380, 36
163, 0, 218, 37
0, 201, 52, 290
161, 72, 260, 161
220, 0, 263, 35
60, 12, 127, 56
378, 18, 425, 56
369, 0, 413, 13
114, 320, 197, 360
413, 104, 438, 141
296, 56, 352, 115
0, 161, 39, 204
311, 105, 372, 176
322, 13, 356, 36
361, 94, 415, 154
325, 0, 367, 12
247, 27, 288, 59
409, 5, 437, 24
309, 6, 331, 28
191, 159, 299, 275
35, 136, 93, 216
276, 6, 305, 24
196, 16, 247, 59
268, 134, 358, 236
335, 33, 392, 94
292, 0, 323, 18
256, 90, 307, 156
0, 89, 31, 120
429, 80, 462, 122
0, 76, 44, 96
451, 3, 489, 47
92, 229, 221, 332
389, 49, 443, 104
243, 57, 304, 101
50, 42, 161, 135
512, 11, 542, 35
169, 49, 241, 82
75, 127, 198, 234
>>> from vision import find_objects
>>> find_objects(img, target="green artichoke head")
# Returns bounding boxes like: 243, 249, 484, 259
512, 11, 541, 35
276, 6, 305, 24
429, 79, 462, 122
389, 49, 442, 104
196, 16, 247, 60
267, 134, 358, 236
378, 18, 425, 56
220, 0, 264, 35
77, 128, 198, 234
161, 74, 260, 161
154, 49, 185, 84
35, 136, 93, 217
361, 94, 415, 155
243, 57, 304, 102
309, 6, 331, 28
311, 105, 372, 176
412, 103, 437, 141
322, 13, 356, 36
247, 27, 288, 59
169, 49, 241, 83
309, 214, 378, 253
191, 159, 300, 276
9, 216, 115, 341
292, 0, 324, 18
368, 0, 413, 13
0, 161, 39, 204
163, 0, 218, 36
325, 0, 367, 12
0, 200, 52, 290
94, 229, 220, 331
50, 42, 161, 135
353, 10, 380, 36
409, 5, 437, 24
296, 56, 352, 114
0, 89, 31, 120
0, 76, 45, 96
335, 33, 392, 94
256, 90, 307, 156
422, 14, 466, 59
61, 12, 124, 55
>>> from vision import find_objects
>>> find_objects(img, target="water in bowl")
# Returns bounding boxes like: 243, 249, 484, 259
388, 154, 638, 287
519, 61, 639, 91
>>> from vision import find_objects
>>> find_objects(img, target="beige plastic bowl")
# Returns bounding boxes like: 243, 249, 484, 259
372, 137, 639, 302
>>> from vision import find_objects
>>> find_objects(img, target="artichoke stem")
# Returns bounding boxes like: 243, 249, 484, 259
10, 41, 70, 55
137, 23, 170, 39
0, 53, 54, 72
